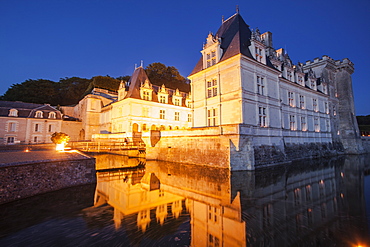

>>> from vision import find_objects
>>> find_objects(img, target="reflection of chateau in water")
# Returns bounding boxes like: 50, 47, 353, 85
93, 154, 370, 246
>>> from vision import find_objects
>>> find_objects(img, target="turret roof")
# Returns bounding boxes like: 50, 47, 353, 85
124, 66, 149, 99
190, 13, 253, 75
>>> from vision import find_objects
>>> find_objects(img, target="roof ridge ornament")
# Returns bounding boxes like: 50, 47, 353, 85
236, 5, 239, 14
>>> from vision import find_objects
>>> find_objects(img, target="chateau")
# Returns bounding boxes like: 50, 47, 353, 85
1, 12, 365, 169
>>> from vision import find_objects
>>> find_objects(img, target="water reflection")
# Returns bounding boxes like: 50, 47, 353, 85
92, 154, 370, 246
0, 154, 369, 246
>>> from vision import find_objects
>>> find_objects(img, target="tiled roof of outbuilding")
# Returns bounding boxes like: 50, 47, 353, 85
0, 101, 62, 119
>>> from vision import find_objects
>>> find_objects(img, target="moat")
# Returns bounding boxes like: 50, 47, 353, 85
1, 154, 370, 246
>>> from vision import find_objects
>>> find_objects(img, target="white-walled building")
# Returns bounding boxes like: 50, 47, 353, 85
0, 101, 63, 144
69, 66, 192, 141
187, 12, 362, 154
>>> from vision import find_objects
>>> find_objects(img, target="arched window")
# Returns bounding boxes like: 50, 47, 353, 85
48, 112, 56, 119
35, 111, 43, 118
132, 123, 139, 133
8, 109, 18, 117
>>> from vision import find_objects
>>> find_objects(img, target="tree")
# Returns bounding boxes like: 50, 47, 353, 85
82, 76, 121, 96
116, 75, 131, 82
57, 77, 92, 105
51, 132, 70, 144
1, 79, 58, 105
145, 62, 190, 92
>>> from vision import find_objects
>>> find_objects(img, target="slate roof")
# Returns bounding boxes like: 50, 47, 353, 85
124, 67, 189, 106
125, 66, 150, 99
190, 13, 277, 76
0, 101, 62, 119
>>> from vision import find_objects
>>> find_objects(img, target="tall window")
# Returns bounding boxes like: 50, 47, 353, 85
211, 50, 216, 66
326, 119, 330, 132
207, 108, 217, 126
333, 105, 337, 116
255, 46, 263, 62
206, 53, 211, 68
48, 124, 52, 133
298, 76, 303, 85
159, 95, 166, 103
287, 70, 292, 81
301, 116, 307, 131
142, 107, 149, 117
174, 112, 180, 121
288, 91, 294, 107
311, 79, 316, 89
257, 76, 265, 95
159, 110, 165, 119
207, 79, 218, 98
325, 102, 329, 114
209, 234, 220, 247
8, 122, 16, 132
174, 98, 180, 106
34, 123, 40, 132
188, 114, 192, 122
299, 95, 305, 109
208, 205, 219, 223
258, 107, 267, 127
313, 99, 318, 112
143, 91, 150, 100
290, 115, 296, 130
314, 117, 320, 132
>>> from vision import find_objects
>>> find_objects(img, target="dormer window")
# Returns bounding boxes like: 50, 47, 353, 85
157, 85, 169, 104
310, 79, 316, 90
8, 109, 18, 117
287, 70, 293, 81
172, 89, 183, 106
35, 111, 43, 118
48, 112, 56, 119
297, 75, 304, 86
202, 33, 222, 69
140, 79, 153, 101
143, 91, 150, 100
159, 95, 166, 103
255, 47, 263, 62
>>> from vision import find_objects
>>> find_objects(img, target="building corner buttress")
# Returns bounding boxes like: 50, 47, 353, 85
334, 59, 364, 154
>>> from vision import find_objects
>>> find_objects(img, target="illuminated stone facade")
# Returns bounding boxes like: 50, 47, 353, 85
68, 12, 364, 169
188, 13, 362, 153
69, 67, 192, 141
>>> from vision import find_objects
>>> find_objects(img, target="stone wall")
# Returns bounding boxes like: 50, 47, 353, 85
254, 142, 343, 168
0, 157, 96, 204
361, 137, 370, 153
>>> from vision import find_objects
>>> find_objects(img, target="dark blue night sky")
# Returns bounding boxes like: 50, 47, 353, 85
1, 0, 369, 115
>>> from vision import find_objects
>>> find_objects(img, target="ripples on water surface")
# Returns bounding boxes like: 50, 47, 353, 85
0, 154, 369, 246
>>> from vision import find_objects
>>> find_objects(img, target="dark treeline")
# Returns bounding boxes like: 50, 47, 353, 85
0, 76, 121, 106
0, 62, 189, 106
